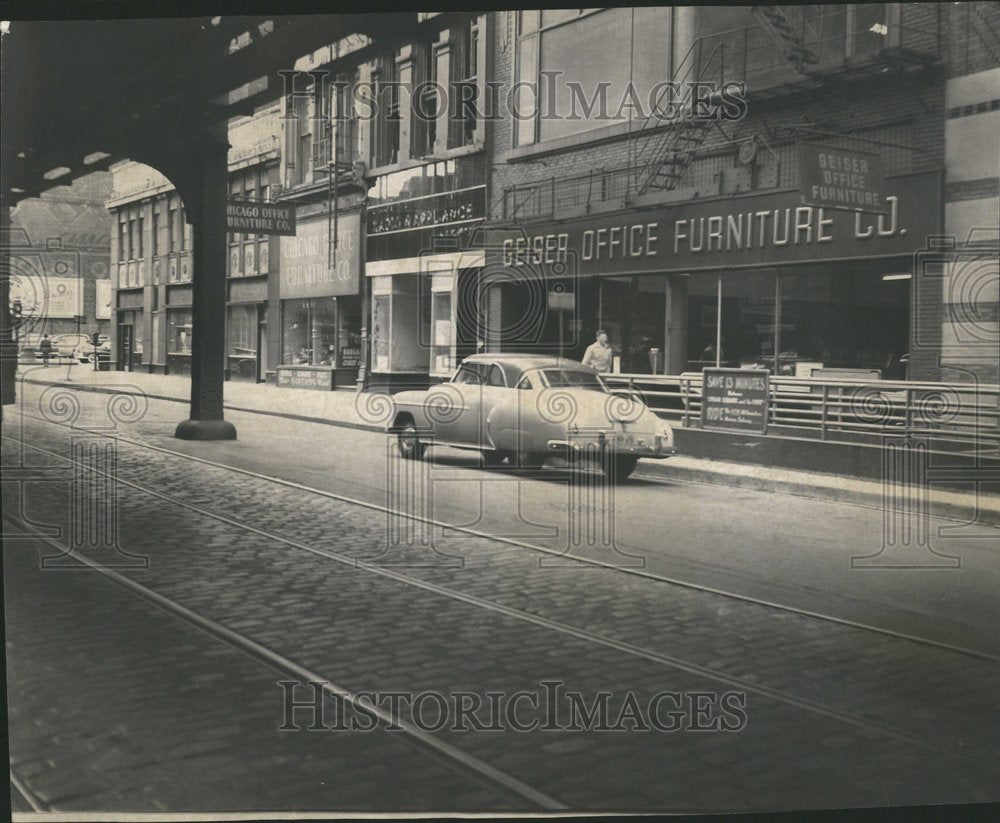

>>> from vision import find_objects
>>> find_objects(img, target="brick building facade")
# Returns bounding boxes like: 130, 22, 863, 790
481, 4, 997, 384
104, 6, 998, 388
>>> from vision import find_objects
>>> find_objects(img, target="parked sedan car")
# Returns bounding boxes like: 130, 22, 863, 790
50, 333, 94, 360
389, 354, 676, 481
72, 339, 112, 363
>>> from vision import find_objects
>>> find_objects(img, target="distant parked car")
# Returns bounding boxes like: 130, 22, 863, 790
73, 339, 112, 363
389, 354, 676, 481
50, 333, 93, 360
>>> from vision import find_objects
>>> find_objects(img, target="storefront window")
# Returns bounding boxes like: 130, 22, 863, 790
336, 298, 362, 368
370, 276, 431, 373
282, 298, 337, 365
430, 290, 453, 375
167, 309, 192, 354
684, 269, 909, 377
228, 304, 258, 380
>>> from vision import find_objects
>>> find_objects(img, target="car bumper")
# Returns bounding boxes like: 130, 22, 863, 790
547, 434, 676, 459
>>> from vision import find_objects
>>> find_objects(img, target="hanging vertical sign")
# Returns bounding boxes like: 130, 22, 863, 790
798, 142, 887, 215
226, 199, 297, 235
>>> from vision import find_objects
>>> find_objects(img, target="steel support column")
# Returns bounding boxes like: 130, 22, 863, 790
168, 129, 237, 440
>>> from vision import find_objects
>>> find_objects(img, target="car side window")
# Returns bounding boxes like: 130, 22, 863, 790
485, 365, 506, 387
516, 374, 533, 390
453, 364, 484, 385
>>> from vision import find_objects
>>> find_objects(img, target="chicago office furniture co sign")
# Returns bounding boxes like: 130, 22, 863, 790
489, 171, 939, 277
226, 199, 296, 235
700, 368, 769, 433
279, 214, 360, 299
798, 142, 887, 215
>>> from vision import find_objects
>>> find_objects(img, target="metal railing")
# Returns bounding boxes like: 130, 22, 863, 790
603, 372, 1000, 453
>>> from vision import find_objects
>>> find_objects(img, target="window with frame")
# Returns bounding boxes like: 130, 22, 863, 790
128, 216, 137, 260
168, 203, 178, 254
413, 42, 437, 159
372, 53, 400, 168
451, 17, 480, 148
514, 8, 672, 147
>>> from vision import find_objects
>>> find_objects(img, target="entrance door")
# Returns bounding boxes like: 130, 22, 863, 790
118, 325, 133, 372
256, 305, 267, 383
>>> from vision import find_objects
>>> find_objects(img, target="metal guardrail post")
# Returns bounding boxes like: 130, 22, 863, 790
820, 384, 828, 440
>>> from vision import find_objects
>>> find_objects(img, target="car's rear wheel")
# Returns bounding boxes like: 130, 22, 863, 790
516, 450, 545, 470
397, 422, 426, 460
482, 449, 505, 467
601, 453, 638, 483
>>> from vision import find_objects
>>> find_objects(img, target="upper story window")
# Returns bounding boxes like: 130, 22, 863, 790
514, 8, 671, 147
295, 88, 315, 186
167, 204, 177, 254
372, 53, 400, 168
412, 42, 437, 159
451, 17, 481, 149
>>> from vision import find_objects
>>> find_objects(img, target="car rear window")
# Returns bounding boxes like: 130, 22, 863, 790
542, 369, 606, 391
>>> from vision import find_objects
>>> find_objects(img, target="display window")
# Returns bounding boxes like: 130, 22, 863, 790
683, 269, 909, 377
167, 308, 192, 354
280, 297, 361, 369
370, 275, 431, 373
227, 304, 259, 380
282, 298, 337, 366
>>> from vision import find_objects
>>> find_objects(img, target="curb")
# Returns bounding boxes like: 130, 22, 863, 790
17, 376, 1000, 527
636, 460, 1000, 527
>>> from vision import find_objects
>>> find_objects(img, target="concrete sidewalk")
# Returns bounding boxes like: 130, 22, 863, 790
14, 365, 1000, 527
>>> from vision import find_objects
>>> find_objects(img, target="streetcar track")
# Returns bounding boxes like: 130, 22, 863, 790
3, 513, 566, 812
8, 409, 999, 665
4, 433, 992, 761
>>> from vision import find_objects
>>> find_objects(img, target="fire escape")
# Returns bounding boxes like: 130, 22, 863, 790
630, 4, 940, 199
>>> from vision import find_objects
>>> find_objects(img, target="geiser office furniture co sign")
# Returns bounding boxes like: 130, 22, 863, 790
491, 171, 940, 276
279, 214, 361, 299
226, 199, 296, 236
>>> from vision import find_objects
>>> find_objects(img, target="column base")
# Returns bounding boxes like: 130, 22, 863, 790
174, 418, 237, 440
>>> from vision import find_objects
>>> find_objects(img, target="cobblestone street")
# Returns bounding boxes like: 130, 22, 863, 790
3, 387, 998, 813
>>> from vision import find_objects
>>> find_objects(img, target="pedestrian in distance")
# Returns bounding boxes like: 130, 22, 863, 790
39, 334, 53, 367
581, 329, 613, 372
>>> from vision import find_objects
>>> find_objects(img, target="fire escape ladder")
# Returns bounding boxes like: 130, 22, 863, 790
629, 38, 725, 197
752, 5, 820, 70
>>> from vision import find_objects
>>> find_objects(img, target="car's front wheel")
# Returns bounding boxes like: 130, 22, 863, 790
601, 453, 638, 483
397, 422, 426, 460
